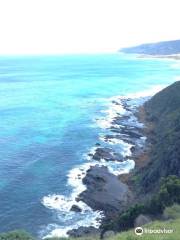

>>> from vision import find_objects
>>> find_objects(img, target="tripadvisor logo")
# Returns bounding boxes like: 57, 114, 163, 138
135, 227, 143, 235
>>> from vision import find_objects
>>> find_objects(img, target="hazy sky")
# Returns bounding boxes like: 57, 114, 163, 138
0, 0, 179, 55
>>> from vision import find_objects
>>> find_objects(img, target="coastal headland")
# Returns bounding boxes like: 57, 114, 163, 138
67, 81, 180, 238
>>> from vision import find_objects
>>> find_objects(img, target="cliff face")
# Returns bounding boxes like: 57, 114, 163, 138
139, 81, 180, 191
120, 40, 180, 55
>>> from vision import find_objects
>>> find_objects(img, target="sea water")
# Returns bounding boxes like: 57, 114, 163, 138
0, 53, 179, 238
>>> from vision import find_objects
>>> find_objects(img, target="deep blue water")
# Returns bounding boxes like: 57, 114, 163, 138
0, 54, 179, 237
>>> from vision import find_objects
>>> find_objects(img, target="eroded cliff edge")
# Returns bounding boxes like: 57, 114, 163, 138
135, 81, 180, 192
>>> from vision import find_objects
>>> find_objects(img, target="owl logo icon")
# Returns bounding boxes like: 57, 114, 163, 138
135, 227, 143, 235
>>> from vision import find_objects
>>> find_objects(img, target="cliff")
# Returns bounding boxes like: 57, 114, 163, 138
120, 40, 180, 55
138, 81, 180, 191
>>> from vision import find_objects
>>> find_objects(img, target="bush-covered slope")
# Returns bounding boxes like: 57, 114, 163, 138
139, 81, 180, 191
120, 40, 180, 55
144, 81, 180, 119
111, 218, 180, 240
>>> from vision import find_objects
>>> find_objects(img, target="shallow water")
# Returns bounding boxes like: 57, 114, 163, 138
0, 53, 179, 237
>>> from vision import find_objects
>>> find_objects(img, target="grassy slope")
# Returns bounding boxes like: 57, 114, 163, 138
54, 217, 180, 240
111, 218, 180, 240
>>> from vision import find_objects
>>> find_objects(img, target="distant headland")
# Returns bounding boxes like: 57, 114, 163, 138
120, 39, 180, 56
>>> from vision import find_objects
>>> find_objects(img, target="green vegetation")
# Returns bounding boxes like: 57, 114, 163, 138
138, 81, 180, 191
0, 230, 34, 240
144, 81, 180, 120
163, 204, 180, 220
146, 175, 180, 214
111, 218, 180, 240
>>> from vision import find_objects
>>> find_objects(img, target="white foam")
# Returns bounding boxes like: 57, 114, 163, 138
43, 207, 103, 239
120, 140, 133, 157
126, 115, 144, 128
96, 118, 112, 129
171, 62, 180, 69
106, 159, 135, 176
42, 194, 73, 211
96, 85, 165, 131
174, 76, 180, 81
44, 226, 70, 238
127, 85, 165, 99
96, 98, 128, 129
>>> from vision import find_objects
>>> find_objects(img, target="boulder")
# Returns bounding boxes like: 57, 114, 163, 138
67, 226, 100, 238
134, 214, 151, 227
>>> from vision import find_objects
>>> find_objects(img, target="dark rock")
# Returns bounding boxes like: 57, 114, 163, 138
104, 134, 136, 146
70, 204, 82, 213
130, 146, 136, 153
112, 100, 120, 105
78, 165, 133, 217
67, 226, 100, 238
88, 153, 93, 157
112, 116, 130, 126
92, 147, 123, 162
120, 128, 143, 139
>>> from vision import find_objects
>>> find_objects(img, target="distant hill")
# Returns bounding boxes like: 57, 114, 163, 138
120, 39, 180, 55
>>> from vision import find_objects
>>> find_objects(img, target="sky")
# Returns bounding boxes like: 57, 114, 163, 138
0, 0, 179, 55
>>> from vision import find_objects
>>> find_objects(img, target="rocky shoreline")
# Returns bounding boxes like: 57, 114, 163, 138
68, 96, 149, 238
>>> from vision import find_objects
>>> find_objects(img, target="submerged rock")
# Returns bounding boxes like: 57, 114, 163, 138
95, 142, 101, 146
70, 204, 82, 213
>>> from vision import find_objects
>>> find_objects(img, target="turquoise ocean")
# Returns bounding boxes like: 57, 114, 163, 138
0, 54, 179, 238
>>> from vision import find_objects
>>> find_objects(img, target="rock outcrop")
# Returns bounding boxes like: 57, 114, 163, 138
78, 165, 133, 217
134, 214, 151, 227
